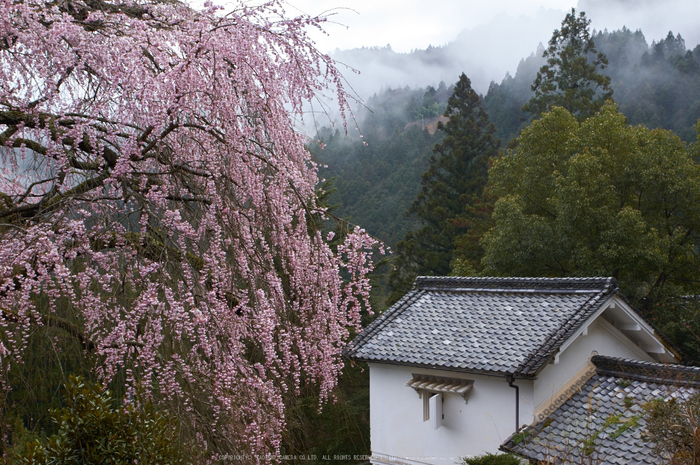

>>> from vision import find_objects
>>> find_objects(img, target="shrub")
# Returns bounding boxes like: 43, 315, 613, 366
14, 376, 195, 464
462, 452, 523, 465
645, 392, 700, 464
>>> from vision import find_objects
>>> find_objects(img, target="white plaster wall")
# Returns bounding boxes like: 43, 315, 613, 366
369, 363, 534, 465
534, 318, 654, 412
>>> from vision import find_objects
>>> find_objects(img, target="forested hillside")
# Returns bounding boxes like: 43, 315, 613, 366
487, 27, 700, 142
483, 48, 545, 143
314, 26, 700, 255
308, 84, 451, 247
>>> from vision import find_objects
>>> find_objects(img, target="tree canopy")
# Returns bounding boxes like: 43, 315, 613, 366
522, 9, 613, 121
482, 103, 700, 304
0, 0, 377, 459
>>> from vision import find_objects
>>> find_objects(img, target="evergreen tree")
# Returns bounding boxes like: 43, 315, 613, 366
388, 74, 500, 301
523, 9, 613, 121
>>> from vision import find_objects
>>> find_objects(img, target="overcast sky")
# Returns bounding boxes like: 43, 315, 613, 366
285, 0, 699, 54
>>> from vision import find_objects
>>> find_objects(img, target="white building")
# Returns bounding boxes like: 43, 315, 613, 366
345, 277, 679, 465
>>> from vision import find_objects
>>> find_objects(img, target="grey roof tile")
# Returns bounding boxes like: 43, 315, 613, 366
501, 356, 700, 464
345, 277, 617, 376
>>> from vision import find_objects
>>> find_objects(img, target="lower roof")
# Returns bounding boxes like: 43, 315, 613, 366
501, 356, 700, 464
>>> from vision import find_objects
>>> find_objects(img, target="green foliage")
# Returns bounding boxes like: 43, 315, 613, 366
13, 376, 193, 465
523, 9, 613, 121
483, 103, 700, 304
483, 103, 700, 360
610, 413, 641, 440
583, 410, 642, 446
450, 191, 497, 276
411, 85, 448, 120
580, 428, 601, 456
487, 27, 700, 144
313, 24, 700, 307
648, 297, 700, 365
644, 393, 700, 463
610, 30, 700, 142
571, 398, 641, 457
0, 295, 97, 457
510, 430, 530, 446
1, 416, 44, 464
616, 379, 632, 388
388, 74, 500, 301
461, 452, 522, 465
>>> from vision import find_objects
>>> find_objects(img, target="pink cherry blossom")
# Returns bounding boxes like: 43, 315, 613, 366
0, 0, 377, 459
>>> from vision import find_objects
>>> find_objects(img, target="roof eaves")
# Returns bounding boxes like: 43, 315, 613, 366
614, 292, 683, 362
591, 355, 700, 387
351, 358, 536, 379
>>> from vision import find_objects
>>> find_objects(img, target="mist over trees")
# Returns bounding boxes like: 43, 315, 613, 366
326, 7, 564, 103
312, 24, 699, 308
483, 48, 546, 143
609, 30, 700, 141
308, 84, 453, 249
487, 27, 700, 142
314, 23, 700, 254
522, 9, 613, 121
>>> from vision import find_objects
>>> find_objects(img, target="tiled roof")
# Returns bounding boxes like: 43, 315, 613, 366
501, 356, 700, 464
345, 277, 618, 377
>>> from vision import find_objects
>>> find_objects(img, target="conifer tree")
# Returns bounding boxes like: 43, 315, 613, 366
388, 74, 500, 301
523, 9, 613, 121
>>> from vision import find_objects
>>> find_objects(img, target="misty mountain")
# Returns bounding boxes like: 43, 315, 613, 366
483, 47, 545, 143
607, 30, 700, 141
578, 0, 700, 48
313, 25, 700, 252
331, 7, 564, 99
309, 85, 451, 248
331, 0, 699, 105
486, 27, 700, 142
